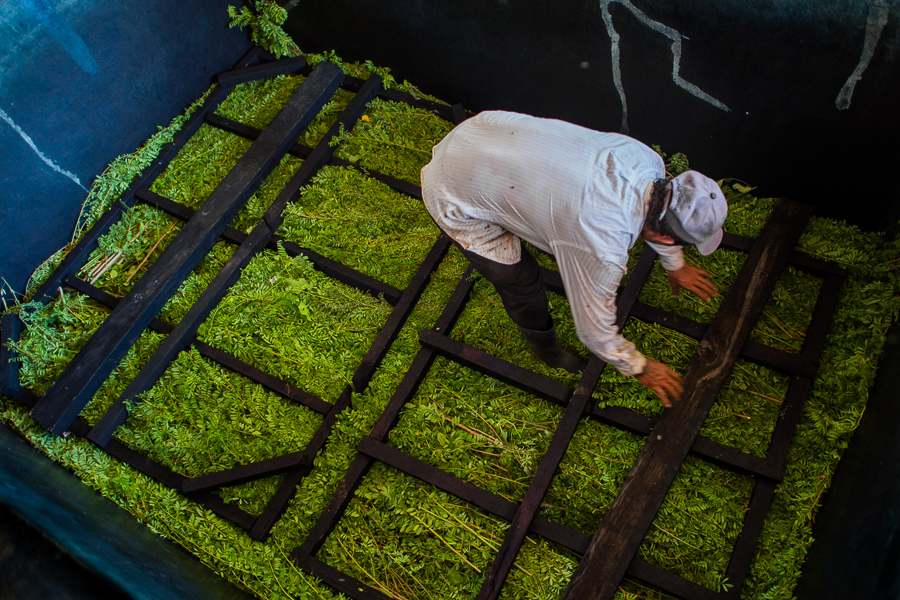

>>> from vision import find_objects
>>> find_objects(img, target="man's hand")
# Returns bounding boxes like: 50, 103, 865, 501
668, 263, 717, 301
635, 359, 683, 408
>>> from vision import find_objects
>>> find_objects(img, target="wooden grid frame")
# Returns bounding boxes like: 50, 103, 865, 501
0, 48, 849, 597
289, 199, 847, 599
0, 49, 465, 541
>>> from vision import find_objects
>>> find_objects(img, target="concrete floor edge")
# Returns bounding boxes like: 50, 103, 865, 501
0, 422, 253, 600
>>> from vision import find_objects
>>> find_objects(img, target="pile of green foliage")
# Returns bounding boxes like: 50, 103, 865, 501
3, 51, 900, 600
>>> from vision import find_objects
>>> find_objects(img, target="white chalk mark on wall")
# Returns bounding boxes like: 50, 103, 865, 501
600, 0, 730, 134
836, 0, 891, 110
0, 107, 88, 192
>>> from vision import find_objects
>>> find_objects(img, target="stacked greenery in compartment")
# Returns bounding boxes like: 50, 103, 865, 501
2, 53, 899, 600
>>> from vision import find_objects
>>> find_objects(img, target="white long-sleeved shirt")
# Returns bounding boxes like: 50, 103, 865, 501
420, 111, 684, 376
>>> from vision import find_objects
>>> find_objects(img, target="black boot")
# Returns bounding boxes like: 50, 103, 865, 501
518, 324, 586, 374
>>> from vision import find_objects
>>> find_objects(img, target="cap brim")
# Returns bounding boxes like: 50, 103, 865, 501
695, 228, 723, 256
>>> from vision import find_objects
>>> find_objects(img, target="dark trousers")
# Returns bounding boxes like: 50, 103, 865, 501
457, 242, 553, 332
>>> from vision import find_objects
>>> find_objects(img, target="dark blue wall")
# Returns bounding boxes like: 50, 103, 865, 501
286, 0, 899, 231
0, 0, 252, 299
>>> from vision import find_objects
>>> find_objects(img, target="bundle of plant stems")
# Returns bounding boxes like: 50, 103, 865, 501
2, 52, 899, 600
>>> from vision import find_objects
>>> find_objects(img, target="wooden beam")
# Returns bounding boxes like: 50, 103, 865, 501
216, 55, 307, 88
561, 199, 812, 599
0, 314, 22, 395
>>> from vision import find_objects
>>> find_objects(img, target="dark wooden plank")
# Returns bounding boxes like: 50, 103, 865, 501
83, 68, 373, 446
0, 368, 258, 530
741, 340, 815, 379
763, 274, 843, 472
349, 235, 453, 393
335, 157, 423, 199
0, 314, 22, 394
292, 554, 394, 600
250, 386, 357, 541
722, 477, 778, 597
191, 339, 333, 413
689, 436, 780, 480
418, 329, 573, 406
377, 88, 457, 120
192, 491, 258, 532
274, 239, 403, 305
103, 438, 186, 490
28, 47, 262, 307
216, 55, 307, 88
592, 403, 779, 479
249, 462, 313, 541
32, 62, 346, 435
589, 405, 656, 435
206, 112, 424, 199
369, 267, 478, 441
4, 387, 39, 410
630, 300, 707, 339
562, 199, 812, 600
181, 451, 306, 495
532, 510, 727, 600
628, 559, 724, 600
360, 432, 730, 600
358, 436, 519, 521
295, 453, 375, 556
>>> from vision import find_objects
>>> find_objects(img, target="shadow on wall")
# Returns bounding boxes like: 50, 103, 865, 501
285, 0, 900, 232
0, 0, 251, 300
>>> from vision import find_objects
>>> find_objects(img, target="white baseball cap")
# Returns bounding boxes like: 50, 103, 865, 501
663, 171, 728, 255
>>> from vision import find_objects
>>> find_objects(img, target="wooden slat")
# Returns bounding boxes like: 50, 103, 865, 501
478, 358, 605, 599
216, 55, 307, 88
293, 554, 394, 600
721, 477, 778, 598
358, 436, 519, 521
85, 69, 376, 447
249, 464, 312, 541
31, 62, 346, 435
418, 328, 573, 406
629, 301, 817, 378
181, 451, 306, 495
562, 199, 812, 600
274, 239, 403, 305
627, 559, 724, 600
590, 405, 779, 479
204, 112, 423, 199
721, 275, 845, 591
295, 453, 375, 557
0, 314, 22, 394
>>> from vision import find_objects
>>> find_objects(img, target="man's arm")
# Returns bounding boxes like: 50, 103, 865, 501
558, 246, 687, 407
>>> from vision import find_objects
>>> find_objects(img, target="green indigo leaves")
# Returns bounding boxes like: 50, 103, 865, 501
3, 52, 900, 600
